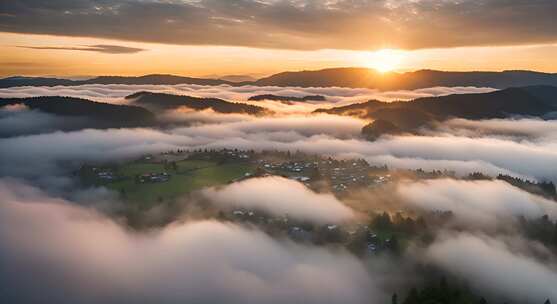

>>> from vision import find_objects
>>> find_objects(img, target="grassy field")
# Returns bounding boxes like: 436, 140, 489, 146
92, 159, 254, 207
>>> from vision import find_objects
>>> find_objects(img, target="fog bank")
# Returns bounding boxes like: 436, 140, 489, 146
202, 176, 355, 224
0, 178, 380, 304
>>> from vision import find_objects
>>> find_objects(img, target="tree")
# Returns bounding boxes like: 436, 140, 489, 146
388, 235, 401, 255
371, 212, 393, 231
540, 181, 556, 197
403, 287, 418, 304
392, 293, 398, 304
439, 276, 449, 301
553, 222, 557, 245
401, 277, 479, 304
308, 166, 322, 181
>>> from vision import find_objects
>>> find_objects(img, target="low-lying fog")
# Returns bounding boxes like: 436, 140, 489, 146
0, 83, 496, 111
2, 113, 555, 184
0, 84, 556, 304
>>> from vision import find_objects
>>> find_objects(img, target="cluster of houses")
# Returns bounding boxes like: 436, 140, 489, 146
137, 172, 170, 183
347, 225, 382, 254
84, 150, 396, 196
186, 149, 252, 162
91, 168, 116, 181
278, 161, 315, 173
223, 150, 250, 160
256, 157, 392, 193
226, 208, 389, 255
322, 160, 375, 192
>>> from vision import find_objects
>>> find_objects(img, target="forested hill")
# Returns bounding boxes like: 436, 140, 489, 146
314, 86, 557, 139
126, 91, 269, 115
255, 68, 557, 90
3, 69, 557, 90
0, 96, 156, 127
0, 74, 234, 88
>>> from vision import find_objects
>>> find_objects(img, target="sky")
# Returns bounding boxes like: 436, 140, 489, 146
1, 0, 557, 77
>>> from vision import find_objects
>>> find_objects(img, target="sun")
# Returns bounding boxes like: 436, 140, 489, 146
366, 49, 405, 73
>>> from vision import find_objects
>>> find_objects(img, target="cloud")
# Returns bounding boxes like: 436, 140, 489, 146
360, 135, 557, 183
433, 118, 557, 142
173, 113, 367, 138
0, 84, 554, 187
1, 0, 556, 50
0, 128, 189, 182
0, 104, 93, 137
0, 113, 367, 188
2, 86, 557, 303
16, 44, 145, 54
396, 179, 557, 228
425, 233, 557, 303
0, 178, 380, 304
2, 116, 557, 193
202, 176, 355, 224
0, 84, 495, 110
159, 108, 254, 125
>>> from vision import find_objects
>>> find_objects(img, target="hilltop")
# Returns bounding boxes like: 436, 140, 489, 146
3, 69, 557, 90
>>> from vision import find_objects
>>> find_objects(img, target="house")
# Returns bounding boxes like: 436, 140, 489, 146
139, 172, 170, 183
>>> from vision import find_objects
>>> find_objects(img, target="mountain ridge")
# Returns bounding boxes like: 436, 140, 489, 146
3, 68, 557, 90
314, 85, 557, 139
125, 91, 269, 115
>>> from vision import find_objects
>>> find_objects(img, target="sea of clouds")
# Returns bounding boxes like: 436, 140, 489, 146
2, 115, 555, 185
0, 83, 496, 111
1, 84, 556, 303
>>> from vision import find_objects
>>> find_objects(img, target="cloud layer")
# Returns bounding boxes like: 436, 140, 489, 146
2, 0, 557, 50
0, 104, 92, 137
0, 84, 495, 111
17, 44, 146, 54
435, 118, 557, 142
2, 115, 557, 191
397, 179, 557, 228
1, 84, 557, 303
0, 178, 378, 304
425, 233, 557, 303
202, 176, 354, 224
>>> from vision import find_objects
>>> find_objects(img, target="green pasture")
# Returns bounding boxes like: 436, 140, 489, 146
94, 159, 254, 207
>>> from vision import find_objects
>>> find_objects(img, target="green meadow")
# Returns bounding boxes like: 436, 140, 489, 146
87, 159, 255, 207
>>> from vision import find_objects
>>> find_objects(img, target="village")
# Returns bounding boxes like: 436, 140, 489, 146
76, 148, 556, 251
217, 207, 405, 256
78, 148, 398, 198
80, 147, 502, 204
77, 148, 539, 257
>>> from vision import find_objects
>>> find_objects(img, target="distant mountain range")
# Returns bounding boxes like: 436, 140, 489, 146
254, 68, 557, 90
126, 91, 268, 115
3, 68, 557, 90
0, 74, 234, 88
315, 85, 557, 139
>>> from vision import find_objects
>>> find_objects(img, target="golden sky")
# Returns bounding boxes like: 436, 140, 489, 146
2, 32, 556, 77
1, 0, 557, 77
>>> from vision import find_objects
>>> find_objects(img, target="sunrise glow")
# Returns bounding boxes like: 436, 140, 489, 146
365, 49, 405, 73
1, 2, 557, 303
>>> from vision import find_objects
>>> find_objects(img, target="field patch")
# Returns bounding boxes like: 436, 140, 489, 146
81, 159, 255, 207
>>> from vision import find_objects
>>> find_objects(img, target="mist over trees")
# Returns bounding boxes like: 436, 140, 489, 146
0, 82, 557, 304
